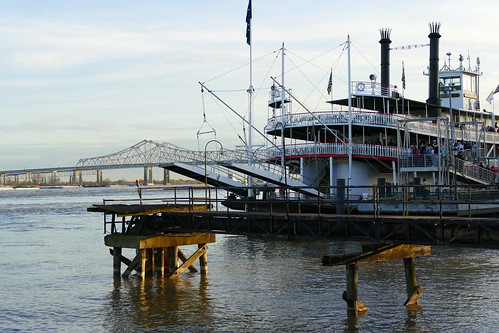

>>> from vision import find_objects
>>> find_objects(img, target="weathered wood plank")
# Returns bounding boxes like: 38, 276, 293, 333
139, 233, 216, 249
169, 245, 208, 278
105, 233, 216, 249
122, 252, 142, 278
178, 249, 198, 273
322, 244, 431, 266
88, 204, 211, 216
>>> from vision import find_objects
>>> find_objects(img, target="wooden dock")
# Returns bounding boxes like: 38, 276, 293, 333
90, 203, 215, 279
88, 185, 499, 313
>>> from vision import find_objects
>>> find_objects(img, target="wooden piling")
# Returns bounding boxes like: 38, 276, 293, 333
167, 246, 179, 275
198, 243, 208, 275
323, 244, 431, 312
403, 257, 423, 305
343, 263, 369, 313
112, 247, 122, 278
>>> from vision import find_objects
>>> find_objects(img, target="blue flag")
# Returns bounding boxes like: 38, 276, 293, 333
246, 0, 252, 45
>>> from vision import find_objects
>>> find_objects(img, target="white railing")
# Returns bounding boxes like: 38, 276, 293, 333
399, 152, 497, 184
267, 111, 499, 144
267, 111, 402, 131
266, 143, 402, 160
453, 157, 497, 184
351, 81, 398, 96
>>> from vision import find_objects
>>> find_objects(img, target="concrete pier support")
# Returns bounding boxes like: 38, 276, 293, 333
96, 170, 103, 184
143, 166, 153, 185
71, 170, 83, 185
163, 169, 170, 185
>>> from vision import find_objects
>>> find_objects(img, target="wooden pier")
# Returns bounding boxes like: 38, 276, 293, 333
90, 203, 215, 279
88, 184, 499, 313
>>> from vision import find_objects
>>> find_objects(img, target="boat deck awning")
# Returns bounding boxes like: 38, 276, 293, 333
219, 162, 322, 198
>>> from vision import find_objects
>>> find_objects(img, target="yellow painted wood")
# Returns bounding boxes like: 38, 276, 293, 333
105, 233, 215, 249
117, 204, 212, 217
178, 249, 198, 273
357, 244, 431, 264
139, 233, 215, 249
169, 245, 208, 278
198, 243, 208, 275
323, 244, 431, 266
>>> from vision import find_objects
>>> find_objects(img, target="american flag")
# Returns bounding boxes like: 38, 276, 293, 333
327, 71, 332, 95
486, 84, 499, 104
245, 0, 252, 45
401, 61, 406, 90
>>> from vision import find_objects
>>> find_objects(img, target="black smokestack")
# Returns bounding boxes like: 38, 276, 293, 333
379, 28, 392, 97
426, 22, 441, 117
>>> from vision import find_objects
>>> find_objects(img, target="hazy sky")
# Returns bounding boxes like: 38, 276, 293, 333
1, 0, 498, 173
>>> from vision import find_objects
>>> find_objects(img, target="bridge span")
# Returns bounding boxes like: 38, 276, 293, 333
0, 139, 260, 186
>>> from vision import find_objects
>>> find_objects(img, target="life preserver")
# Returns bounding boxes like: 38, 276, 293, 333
357, 82, 365, 91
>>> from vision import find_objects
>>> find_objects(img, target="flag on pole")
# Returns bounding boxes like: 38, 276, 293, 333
486, 84, 499, 104
327, 71, 333, 95
245, 0, 252, 45
401, 61, 406, 90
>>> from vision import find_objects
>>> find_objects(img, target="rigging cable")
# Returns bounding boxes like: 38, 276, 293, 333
196, 86, 217, 151
203, 50, 277, 84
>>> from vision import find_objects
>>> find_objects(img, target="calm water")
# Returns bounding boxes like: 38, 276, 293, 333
0, 187, 498, 332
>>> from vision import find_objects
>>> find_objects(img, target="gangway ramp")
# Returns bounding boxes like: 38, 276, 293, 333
161, 162, 248, 196
220, 162, 322, 198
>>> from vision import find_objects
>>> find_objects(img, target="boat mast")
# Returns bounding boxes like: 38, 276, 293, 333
280, 43, 286, 183
347, 36, 353, 192
246, 0, 254, 194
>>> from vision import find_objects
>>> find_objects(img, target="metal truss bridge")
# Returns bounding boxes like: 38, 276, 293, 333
0, 140, 263, 185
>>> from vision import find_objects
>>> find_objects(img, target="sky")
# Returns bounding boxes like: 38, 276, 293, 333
1, 0, 498, 178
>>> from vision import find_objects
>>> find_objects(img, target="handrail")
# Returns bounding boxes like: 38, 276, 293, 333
266, 142, 402, 160
266, 111, 499, 143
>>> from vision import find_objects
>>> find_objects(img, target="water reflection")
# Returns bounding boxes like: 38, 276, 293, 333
343, 309, 368, 333
104, 275, 213, 332
405, 304, 424, 332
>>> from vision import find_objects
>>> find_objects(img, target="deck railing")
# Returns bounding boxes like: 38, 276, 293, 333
266, 111, 499, 143
266, 142, 401, 160
267, 111, 401, 130
400, 153, 497, 184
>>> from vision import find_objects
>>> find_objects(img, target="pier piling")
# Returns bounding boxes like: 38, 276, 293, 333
323, 244, 431, 312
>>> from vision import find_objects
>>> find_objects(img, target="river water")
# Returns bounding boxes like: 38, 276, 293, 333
0, 186, 497, 332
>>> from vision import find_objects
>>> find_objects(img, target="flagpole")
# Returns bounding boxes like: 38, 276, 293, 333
328, 68, 333, 111
246, 0, 254, 196
347, 35, 352, 196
